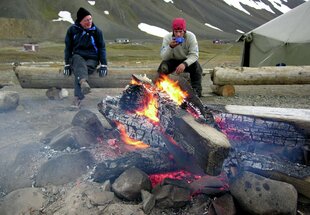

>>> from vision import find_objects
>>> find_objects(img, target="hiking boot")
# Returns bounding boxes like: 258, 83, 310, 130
80, 80, 91, 95
69, 97, 81, 111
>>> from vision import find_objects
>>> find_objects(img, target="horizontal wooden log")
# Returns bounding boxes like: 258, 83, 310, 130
14, 65, 157, 89
218, 105, 310, 134
212, 66, 310, 85
92, 148, 179, 182
210, 84, 235, 97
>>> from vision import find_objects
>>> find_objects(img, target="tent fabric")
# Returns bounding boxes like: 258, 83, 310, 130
239, 1, 310, 67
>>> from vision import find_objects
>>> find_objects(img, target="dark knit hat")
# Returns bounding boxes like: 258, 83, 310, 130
172, 18, 186, 31
76, 7, 91, 22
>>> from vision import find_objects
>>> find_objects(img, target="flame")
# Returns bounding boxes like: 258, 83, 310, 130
135, 93, 159, 124
115, 121, 149, 149
155, 75, 188, 105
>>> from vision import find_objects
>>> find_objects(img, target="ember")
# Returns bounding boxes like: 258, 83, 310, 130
149, 170, 201, 187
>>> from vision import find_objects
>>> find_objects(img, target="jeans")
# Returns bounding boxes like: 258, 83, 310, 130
71, 54, 98, 100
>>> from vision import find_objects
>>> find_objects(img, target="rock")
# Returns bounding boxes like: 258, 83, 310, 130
35, 151, 95, 186
0, 188, 44, 215
112, 167, 152, 201
48, 126, 98, 151
0, 91, 19, 112
208, 193, 236, 215
229, 171, 298, 215
153, 184, 191, 209
141, 189, 155, 214
71, 109, 106, 137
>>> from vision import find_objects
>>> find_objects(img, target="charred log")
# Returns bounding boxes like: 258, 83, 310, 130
92, 148, 179, 182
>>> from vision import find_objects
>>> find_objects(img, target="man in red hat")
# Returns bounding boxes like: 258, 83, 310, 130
63, 7, 108, 110
157, 17, 203, 97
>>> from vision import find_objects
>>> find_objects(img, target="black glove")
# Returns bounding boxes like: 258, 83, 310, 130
98, 65, 108, 77
63, 64, 72, 76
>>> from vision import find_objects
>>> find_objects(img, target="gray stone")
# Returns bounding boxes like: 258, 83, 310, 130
0, 188, 44, 215
71, 109, 105, 137
49, 126, 97, 151
0, 91, 19, 112
112, 167, 152, 201
141, 189, 155, 214
35, 151, 95, 186
230, 171, 298, 215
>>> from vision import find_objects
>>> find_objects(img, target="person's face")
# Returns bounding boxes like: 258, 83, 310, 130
80, 15, 92, 29
173, 29, 185, 37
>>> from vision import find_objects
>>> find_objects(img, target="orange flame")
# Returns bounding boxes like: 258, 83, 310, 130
155, 75, 188, 105
136, 93, 159, 124
115, 121, 149, 149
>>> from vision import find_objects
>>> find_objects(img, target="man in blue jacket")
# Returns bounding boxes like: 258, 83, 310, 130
63, 7, 108, 109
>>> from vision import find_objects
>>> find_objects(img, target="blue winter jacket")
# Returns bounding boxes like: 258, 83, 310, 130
64, 22, 107, 65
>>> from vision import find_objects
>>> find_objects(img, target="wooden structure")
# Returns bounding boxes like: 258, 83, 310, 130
210, 66, 310, 96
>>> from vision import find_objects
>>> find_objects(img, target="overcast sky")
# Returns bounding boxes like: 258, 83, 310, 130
52, 0, 308, 37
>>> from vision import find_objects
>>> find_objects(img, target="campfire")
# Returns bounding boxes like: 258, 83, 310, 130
26, 73, 309, 214
94, 74, 226, 184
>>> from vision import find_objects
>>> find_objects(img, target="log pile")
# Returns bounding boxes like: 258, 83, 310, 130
94, 75, 231, 181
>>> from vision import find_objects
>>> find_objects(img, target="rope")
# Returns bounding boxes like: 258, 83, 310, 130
201, 44, 234, 68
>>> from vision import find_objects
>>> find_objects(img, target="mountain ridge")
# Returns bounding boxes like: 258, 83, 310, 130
0, 0, 306, 42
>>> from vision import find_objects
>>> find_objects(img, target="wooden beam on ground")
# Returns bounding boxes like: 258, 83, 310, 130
222, 105, 310, 134
212, 66, 310, 85
14, 65, 157, 89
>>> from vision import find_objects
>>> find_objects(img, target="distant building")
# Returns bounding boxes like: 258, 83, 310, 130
114, 38, 130, 44
23, 43, 39, 52
212, 39, 228, 44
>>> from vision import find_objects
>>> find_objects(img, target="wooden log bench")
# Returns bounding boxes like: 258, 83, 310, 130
210, 66, 310, 96
14, 63, 157, 89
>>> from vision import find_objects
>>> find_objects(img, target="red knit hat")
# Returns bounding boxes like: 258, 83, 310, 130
172, 18, 186, 31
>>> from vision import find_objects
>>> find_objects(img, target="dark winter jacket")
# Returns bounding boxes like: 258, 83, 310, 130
64, 22, 107, 65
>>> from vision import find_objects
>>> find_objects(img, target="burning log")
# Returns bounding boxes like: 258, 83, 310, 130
96, 73, 229, 180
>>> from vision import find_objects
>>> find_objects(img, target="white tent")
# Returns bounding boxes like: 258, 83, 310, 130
239, 1, 310, 67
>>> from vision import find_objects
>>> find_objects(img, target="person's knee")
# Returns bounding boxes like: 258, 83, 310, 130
158, 62, 169, 74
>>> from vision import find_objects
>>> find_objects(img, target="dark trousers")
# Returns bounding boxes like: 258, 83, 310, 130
157, 59, 202, 96
71, 54, 98, 100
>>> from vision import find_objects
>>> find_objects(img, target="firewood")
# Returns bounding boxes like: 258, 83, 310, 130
212, 66, 310, 85
210, 84, 235, 97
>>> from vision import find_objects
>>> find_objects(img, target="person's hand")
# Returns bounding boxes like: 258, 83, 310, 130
175, 63, 186, 74
63, 64, 71, 76
98, 65, 108, 77
169, 39, 180, 48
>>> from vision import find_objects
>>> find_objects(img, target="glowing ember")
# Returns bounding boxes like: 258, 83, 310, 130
115, 121, 149, 149
148, 170, 201, 187
135, 93, 159, 124
155, 75, 188, 105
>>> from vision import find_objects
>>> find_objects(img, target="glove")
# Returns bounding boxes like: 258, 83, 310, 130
98, 65, 108, 77
63, 64, 72, 76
